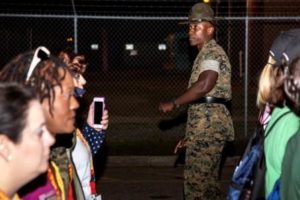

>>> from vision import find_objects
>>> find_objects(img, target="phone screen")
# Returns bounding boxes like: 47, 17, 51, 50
94, 101, 103, 125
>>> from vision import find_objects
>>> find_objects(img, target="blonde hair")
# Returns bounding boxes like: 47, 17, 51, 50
256, 56, 277, 109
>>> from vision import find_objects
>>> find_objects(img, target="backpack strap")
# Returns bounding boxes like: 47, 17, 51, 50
264, 110, 292, 139
248, 110, 291, 200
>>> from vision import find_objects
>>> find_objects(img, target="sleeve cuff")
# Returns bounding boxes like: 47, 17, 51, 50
82, 123, 106, 156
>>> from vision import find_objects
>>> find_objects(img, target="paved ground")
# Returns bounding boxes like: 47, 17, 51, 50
97, 166, 184, 200
96, 156, 238, 200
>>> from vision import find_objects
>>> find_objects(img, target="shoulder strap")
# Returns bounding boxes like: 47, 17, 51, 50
264, 110, 292, 139
248, 112, 290, 200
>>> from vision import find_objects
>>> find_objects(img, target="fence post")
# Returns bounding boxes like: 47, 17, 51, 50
244, 17, 249, 137
74, 16, 78, 53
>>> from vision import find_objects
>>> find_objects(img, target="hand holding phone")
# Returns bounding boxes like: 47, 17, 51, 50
93, 97, 105, 129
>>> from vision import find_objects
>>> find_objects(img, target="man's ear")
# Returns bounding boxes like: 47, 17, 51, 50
207, 26, 214, 35
0, 135, 13, 162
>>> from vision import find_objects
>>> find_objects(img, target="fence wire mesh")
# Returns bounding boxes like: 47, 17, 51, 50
0, 14, 300, 155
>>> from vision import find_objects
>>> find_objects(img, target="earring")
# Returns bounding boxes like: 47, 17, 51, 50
7, 154, 12, 162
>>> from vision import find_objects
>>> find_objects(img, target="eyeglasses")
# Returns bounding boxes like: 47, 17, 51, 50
26, 46, 50, 82
62, 90, 76, 100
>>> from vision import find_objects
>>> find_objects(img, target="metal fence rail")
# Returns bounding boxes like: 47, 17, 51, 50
1, 13, 300, 154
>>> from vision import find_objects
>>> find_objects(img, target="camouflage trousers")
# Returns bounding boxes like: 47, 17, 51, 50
184, 139, 226, 200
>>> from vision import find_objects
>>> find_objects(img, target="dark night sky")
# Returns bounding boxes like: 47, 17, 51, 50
0, 1, 298, 17
0, 0, 247, 17
0, 0, 195, 16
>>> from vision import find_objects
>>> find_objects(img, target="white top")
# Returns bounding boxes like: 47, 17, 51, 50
72, 136, 92, 200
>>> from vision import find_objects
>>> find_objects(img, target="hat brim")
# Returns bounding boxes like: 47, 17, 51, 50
178, 21, 189, 25
178, 20, 216, 26
178, 16, 224, 25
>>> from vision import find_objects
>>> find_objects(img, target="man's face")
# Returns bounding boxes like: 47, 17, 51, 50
42, 69, 79, 135
188, 22, 213, 47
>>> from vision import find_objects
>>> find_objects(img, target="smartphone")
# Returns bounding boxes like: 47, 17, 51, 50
93, 97, 105, 129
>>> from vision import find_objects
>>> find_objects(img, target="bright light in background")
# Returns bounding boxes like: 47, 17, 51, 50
158, 44, 167, 51
125, 44, 134, 50
67, 37, 73, 42
130, 50, 138, 56
91, 44, 99, 50
203, 0, 210, 3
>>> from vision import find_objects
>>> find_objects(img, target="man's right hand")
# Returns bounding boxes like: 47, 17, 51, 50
159, 101, 175, 113
174, 139, 187, 154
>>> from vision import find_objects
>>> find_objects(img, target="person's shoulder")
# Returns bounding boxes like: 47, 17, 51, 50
270, 106, 295, 121
268, 107, 300, 133
208, 39, 220, 47
207, 40, 226, 54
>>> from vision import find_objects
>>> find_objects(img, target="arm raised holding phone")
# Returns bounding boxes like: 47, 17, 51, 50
58, 49, 108, 200
92, 97, 105, 129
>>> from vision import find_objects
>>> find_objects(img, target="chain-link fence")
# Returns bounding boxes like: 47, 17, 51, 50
1, 14, 300, 155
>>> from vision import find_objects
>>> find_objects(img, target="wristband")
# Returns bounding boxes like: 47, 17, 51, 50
172, 98, 180, 109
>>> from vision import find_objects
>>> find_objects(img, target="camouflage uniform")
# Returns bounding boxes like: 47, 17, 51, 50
184, 39, 234, 200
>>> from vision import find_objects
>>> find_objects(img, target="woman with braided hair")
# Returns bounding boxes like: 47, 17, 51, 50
0, 47, 84, 199
58, 49, 109, 151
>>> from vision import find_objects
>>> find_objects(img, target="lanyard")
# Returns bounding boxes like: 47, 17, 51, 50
0, 191, 20, 200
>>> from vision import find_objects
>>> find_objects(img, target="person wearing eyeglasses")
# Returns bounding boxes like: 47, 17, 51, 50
58, 49, 109, 200
0, 47, 85, 199
0, 83, 54, 200
159, 3, 234, 200
58, 50, 108, 150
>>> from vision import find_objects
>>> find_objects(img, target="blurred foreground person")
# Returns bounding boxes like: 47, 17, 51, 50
159, 3, 234, 200
260, 31, 300, 198
0, 83, 54, 199
280, 48, 300, 199
0, 47, 83, 199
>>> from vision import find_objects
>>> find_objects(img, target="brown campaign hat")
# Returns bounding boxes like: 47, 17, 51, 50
180, 3, 215, 25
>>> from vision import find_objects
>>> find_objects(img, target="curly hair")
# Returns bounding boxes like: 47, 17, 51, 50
0, 49, 69, 115
69, 54, 87, 75
58, 48, 75, 65
58, 49, 87, 75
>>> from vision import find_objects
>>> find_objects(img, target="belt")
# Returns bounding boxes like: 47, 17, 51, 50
192, 96, 232, 113
194, 96, 229, 104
